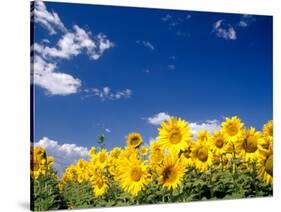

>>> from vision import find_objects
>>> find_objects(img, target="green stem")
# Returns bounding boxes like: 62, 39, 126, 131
232, 143, 236, 174
162, 194, 165, 202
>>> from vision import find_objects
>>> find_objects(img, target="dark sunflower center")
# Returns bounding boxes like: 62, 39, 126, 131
96, 180, 104, 189
215, 139, 224, 148
197, 147, 208, 162
199, 135, 208, 142
183, 149, 191, 159
244, 136, 258, 153
228, 125, 238, 136
163, 166, 176, 182
131, 168, 142, 181
130, 137, 140, 146
265, 155, 273, 176
169, 130, 182, 144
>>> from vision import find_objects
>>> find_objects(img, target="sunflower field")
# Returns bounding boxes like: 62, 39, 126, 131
31, 116, 273, 211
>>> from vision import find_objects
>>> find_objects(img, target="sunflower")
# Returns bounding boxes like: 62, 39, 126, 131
95, 149, 108, 169
156, 152, 186, 190
33, 146, 46, 161
263, 120, 273, 141
235, 128, 263, 162
108, 160, 119, 178
91, 170, 108, 197
116, 154, 151, 196
88, 147, 96, 158
77, 159, 88, 170
158, 117, 192, 154
197, 130, 211, 143
211, 130, 226, 155
77, 171, 89, 183
107, 148, 122, 178
191, 141, 213, 172
31, 159, 46, 180
109, 147, 122, 158
149, 141, 164, 166
127, 132, 143, 148
61, 165, 76, 184
140, 146, 149, 156
221, 116, 244, 143
46, 156, 54, 170
30, 146, 52, 179
257, 147, 273, 185
179, 142, 194, 168
119, 146, 138, 160
259, 136, 272, 155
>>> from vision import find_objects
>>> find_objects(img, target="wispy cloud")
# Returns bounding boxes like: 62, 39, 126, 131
84, 87, 132, 101
32, 2, 114, 96
33, 25, 114, 60
34, 137, 89, 175
161, 13, 191, 37
136, 40, 155, 51
238, 14, 256, 28
161, 14, 172, 22
161, 13, 191, 24
213, 15, 255, 40
32, 1, 67, 35
213, 20, 237, 40
189, 120, 221, 138
147, 112, 171, 125
105, 128, 111, 133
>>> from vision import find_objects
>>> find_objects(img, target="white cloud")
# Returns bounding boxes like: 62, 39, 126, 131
34, 25, 113, 60
161, 14, 172, 22
189, 120, 221, 138
238, 21, 248, 28
148, 137, 157, 144
32, 2, 114, 96
161, 14, 191, 37
33, 1, 67, 35
136, 40, 155, 50
41, 39, 50, 44
34, 137, 89, 175
213, 20, 237, 40
147, 112, 171, 125
105, 128, 111, 133
238, 14, 256, 28
36, 32, 81, 59
32, 55, 81, 95
93, 33, 114, 60
213, 16, 255, 40
115, 89, 132, 99
87, 87, 132, 100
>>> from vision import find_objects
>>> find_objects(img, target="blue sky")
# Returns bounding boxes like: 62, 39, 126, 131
32, 1, 272, 155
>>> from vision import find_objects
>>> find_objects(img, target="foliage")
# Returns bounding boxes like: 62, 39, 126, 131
61, 182, 94, 209
31, 172, 65, 211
